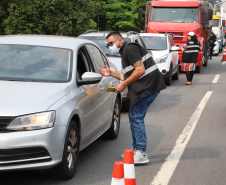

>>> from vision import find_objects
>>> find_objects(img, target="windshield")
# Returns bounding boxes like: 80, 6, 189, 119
79, 36, 130, 57
150, 7, 199, 23
212, 19, 220, 27
141, 36, 167, 50
0, 45, 72, 82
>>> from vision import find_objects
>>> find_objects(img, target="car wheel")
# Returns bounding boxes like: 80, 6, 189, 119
49, 120, 79, 180
172, 64, 179, 80
103, 97, 121, 139
164, 66, 172, 86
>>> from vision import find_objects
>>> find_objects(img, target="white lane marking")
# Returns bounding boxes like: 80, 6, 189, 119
151, 91, 213, 185
212, 74, 220, 84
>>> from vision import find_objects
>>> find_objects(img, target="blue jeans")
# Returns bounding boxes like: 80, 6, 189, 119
129, 92, 159, 153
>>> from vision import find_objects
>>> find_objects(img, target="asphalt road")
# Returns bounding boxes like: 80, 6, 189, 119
1, 53, 226, 185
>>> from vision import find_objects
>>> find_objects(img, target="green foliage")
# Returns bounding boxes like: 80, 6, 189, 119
2, 0, 98, 36
0, 0, 148, 36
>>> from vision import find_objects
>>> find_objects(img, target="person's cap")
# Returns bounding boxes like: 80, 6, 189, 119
187, 32, 195, 36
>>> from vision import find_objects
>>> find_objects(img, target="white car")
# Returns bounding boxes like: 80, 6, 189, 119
213, 40, 220, 56
139, 33, 180, 86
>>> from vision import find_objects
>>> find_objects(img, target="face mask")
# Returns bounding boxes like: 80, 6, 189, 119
109, 41, 120, 54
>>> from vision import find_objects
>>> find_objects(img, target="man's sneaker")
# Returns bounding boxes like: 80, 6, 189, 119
134, 150, 149, 165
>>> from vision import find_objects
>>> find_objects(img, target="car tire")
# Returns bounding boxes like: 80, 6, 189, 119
103, 97, 121, 139
164, 66, 172, 86
49, 120, 79, 180
172, 64, 179, 80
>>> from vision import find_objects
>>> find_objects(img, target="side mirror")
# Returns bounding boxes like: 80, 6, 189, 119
77, 72, 102, 85
222, 20, 225, 26
138, 8, 143, 20
171, 46, 180, 51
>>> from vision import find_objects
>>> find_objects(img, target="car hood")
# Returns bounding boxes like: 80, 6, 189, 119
149, 50, 168, 61
0, 81, 71, 116
108, 57, 122, 72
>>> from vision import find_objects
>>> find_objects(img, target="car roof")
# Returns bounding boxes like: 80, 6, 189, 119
79, 31, 139, 39
139, 33, 166, 37
0, 34, 95, 49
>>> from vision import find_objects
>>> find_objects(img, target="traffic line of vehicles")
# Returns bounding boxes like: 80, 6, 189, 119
0, 0, 217, 181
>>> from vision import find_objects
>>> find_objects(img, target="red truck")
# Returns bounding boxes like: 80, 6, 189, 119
139, 0, 213, 73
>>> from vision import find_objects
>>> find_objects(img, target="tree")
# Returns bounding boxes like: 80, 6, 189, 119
2, 0, 98, 36
97, 0, 147, 32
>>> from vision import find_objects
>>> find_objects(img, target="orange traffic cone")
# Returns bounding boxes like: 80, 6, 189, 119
111, 161, 125, 185
221, 47, 226, 61
123, 150, 136, 185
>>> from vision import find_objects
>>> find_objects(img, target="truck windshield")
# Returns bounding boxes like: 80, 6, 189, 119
141, 36, 167, 50
212, 19, 220, 27
150, 7, 199, 23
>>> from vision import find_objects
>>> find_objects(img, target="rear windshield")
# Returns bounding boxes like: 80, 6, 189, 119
141, 36, 167, 50
80, 36, 130, 57
0, 45, 72, 83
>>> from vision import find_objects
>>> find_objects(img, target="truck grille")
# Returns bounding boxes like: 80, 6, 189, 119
0, 117, 13, 132
0, 147, 51, 166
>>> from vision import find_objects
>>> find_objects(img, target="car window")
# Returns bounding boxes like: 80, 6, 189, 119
141, 36, 167, 50
79, 36, 121, 58
86, 44, 107, 69
0, 44, 72, 83
168, 36, 174, 47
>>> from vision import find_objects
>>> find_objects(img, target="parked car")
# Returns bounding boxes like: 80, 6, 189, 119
0, 35, 121, 179
139, 33, 180, 86
78, 31, 147, 111
213, 40, 220, 56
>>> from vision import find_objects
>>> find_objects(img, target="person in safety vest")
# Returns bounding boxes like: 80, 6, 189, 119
97, 31, 166, 165
209, 30, 217, 59
181, 32, 201, 85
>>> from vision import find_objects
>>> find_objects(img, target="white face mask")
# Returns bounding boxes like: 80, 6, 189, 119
109, 41, 120, 54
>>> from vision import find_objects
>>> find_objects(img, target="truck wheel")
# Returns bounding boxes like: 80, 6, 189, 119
196, 66, 201, 73
49, 120, 79, 180
103, 97, 121, 139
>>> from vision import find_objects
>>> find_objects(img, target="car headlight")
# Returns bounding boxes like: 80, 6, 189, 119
7, 111, 55, 131
154, 55, 168, 64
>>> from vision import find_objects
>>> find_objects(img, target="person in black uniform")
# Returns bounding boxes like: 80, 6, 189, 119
181, 32, 201, 85
97, 31, 166, 165
209, 30, 217, 59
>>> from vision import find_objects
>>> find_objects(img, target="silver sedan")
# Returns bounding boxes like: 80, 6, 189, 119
0, 35, 121, 179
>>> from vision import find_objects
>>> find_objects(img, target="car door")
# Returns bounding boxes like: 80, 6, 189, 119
85, 44, 115, 134
76, 45, 104, 145
168, 36, 178, 72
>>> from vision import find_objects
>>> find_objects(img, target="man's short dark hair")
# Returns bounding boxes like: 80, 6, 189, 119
106, 31, 123, 39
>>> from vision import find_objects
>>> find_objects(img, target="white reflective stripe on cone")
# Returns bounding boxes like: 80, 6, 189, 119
124, 164, 135, 179
111, 178, 125, 185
